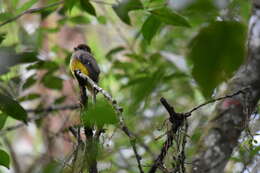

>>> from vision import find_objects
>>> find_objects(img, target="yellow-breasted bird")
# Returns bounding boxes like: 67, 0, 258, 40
70, 44, 100, 103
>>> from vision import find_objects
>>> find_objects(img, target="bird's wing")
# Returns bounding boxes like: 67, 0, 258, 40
76, 51, 100, 83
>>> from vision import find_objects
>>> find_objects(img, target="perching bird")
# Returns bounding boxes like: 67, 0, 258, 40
70, 44, 100, 103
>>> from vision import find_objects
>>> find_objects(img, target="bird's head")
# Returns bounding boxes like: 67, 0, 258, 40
74, 44, 91, 53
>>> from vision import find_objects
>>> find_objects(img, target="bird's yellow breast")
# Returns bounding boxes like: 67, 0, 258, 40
70, 58, 89, 76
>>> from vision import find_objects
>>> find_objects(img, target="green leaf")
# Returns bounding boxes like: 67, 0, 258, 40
80, 0, 96, 16
54, 96, 66, 104
17, 0, 38, 14
0, 33, 6, 45
97, 16, 107, 24
19, 93, 41, 102
188, 21, 246, 97
130, 69, 165, 111
106, 46, 125, 60
150, 7, 190, 27
82, 98, 118, 127
43, 160, 61, 173
19, 52, 38, 63
27, 60, 58, 72
0, 13, 12, 22
64, 0, 77, 12
0, 113, 7, 130
0, 149, 10, 169
0, 93, 28, 122
141, 15, 161, 43
70, 15, 90, 24
42, 74, 63, 90
23, 75, 36, 89
113, 0, 143, 25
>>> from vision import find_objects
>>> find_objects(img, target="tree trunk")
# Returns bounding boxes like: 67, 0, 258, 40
191, 1, 260, 172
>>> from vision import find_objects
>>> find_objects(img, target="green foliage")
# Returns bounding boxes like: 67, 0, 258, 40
0, 13, 12, 22
80, 0, 96, 16
113, 0, 143, 25
42, 160, 62, 173
19, 93, 41, 102
27, 60, 58, 72
188, 21, 246, 97
82, 98, 118, 127
0, 113, 7, 129
23, 75, 37, 89
149, 7, 191, 27
141, 15, 161, 43
64, 0, 77, 12
42, 73, 63, 90
0, 93, 28, 122
0, 149, 10, 169
69, 15, 90, 24
0, 33, 6, 45
17, 0, 38, 13
106, 46, 125, 60
0, 0, 255, 172
129, 68, 165, 112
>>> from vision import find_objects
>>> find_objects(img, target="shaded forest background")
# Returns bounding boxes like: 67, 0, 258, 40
0, 0, 259, 173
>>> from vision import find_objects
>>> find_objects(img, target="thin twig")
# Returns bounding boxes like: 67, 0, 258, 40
185, 88, 248, 117
74, 70, 144, 173
0, 1, 63, 27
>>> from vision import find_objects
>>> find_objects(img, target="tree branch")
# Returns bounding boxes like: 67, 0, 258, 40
185, 88, 248, 117
0, 1, 63, 27
74, 70, 144, 173
148, 97, 186, 173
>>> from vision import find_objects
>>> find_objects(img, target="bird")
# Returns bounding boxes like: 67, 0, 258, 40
70, 44, 100, 103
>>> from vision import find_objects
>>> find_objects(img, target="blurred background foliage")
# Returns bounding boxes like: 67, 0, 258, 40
0, 0, 259, 172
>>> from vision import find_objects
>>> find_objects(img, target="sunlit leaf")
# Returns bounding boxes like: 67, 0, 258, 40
113, 0, 143, 25
97, 15, 107, 24
0, 149, 10, 169
141, 15, 161, 43
80, 0, 96, 16
188, 21, 246, 97
82, 98, 118, 127
0, 113, 7, 130
64, 0, 77, 12
17, 0, 38, 13
42, 74, 63, 90
150, 7, 190, 27
0, 93, 27, 122
70, 15, 90, 24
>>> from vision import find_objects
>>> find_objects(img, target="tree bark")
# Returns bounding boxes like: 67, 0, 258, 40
191, 1, 260, 173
